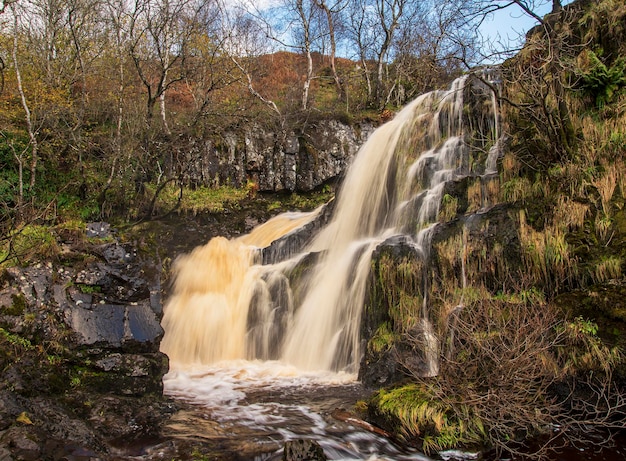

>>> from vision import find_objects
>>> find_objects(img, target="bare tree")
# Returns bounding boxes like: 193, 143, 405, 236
344, 0, 424, 109
10, 2, 38, 192
294, 0, 316, 110
313, 0, 346, 99
345, 0, 374, 105
373, 0, 403, 107
182, 1, 241, 125
220, 2, 282, 118
127, 0, 199, 129
237, 0, 326, 112
66, 0, 107, 194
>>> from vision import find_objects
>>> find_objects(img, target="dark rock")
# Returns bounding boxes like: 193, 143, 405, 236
0, 446, 13, 460
359, 238, 425, 387
22, 397, 102, 450
68, 300, 162, 349
0, 392, 24, 431
69, 304, 126, 346
0, 225, 173, 459
86, 222, 111, 239
262, 199, 335, 264
0, 426, 41, 461
283, 439, 327, 461
359, 347, 403, 388
100, 243, 136, 266
43, 439, 103, 461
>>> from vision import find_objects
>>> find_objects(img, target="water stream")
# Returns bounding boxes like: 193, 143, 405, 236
162, 362, 439, 460
159, 73, 501, 459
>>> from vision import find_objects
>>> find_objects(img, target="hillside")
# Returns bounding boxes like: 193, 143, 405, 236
362, 0, 626, 457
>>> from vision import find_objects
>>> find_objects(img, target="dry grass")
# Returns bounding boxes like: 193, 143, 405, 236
593, 161, 618, 215
593, 256, 623, 283
554, 196, 589, 231
500, 153, 520, 182
376, 253, 425, 332
433, 233, 464, 284
562, 162, 590, 198
501, 176, 533, 203
617, 159, 626, 200
484, 177, 500, 207
580, 117, 602, 166
467, 180, 482, 213
438, 194, 459, 222
594, 211, 613, 243
518, 210, 578, 291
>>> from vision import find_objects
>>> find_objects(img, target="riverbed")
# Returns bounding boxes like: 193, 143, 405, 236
147, 362, 624, 461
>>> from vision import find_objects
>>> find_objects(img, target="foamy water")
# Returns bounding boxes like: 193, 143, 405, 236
163, 362, 437, 461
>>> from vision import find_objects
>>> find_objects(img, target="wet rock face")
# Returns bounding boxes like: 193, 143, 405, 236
262, 199, 335, 264
358, 204, 523, 388
283, 439, 328, 461
183, 121, 375, 192
359, 240, 426, 388
0, 223, 172, 459
3, 239, 165, 360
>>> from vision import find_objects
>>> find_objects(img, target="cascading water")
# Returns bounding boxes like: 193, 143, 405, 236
160, 72, 501, 460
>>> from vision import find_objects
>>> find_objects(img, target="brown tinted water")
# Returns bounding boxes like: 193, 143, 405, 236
158, 364, 626, 461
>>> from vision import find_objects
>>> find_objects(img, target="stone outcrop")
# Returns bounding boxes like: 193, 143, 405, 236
181, 120, 375, 192
0, 222, 172, 460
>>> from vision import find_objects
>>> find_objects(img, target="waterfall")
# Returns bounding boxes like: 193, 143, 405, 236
160, 72, 501, 376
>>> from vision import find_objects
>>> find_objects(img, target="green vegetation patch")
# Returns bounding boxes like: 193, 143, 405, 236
143, 183, 249, 215
577, 50, 626, 108
369, 322, 397, 354
1, 224, 59, 267
371, 383, 486, 454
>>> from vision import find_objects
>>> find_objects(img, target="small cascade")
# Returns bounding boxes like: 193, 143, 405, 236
160, 71, 502, 377
160, 210, 320, 366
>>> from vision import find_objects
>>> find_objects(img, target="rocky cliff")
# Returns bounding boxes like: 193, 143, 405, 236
0, 223, 172, 460
179, 120, 375, 192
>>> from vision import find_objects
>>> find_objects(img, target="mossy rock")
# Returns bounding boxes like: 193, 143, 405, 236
554, 283, 626, 341
367, 383, 486, 454
0, 293, 27, 316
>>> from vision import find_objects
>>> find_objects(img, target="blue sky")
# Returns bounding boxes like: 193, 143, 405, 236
479, 0, 574, 56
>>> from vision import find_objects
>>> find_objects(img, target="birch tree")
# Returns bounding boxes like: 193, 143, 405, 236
10, 2, 38, 192
128, 0, 199, 130
313, 0, 346, 99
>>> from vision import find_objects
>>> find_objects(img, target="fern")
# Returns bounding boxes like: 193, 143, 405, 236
578, 50, 626, 108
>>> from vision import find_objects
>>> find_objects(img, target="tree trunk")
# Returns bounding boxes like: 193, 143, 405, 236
160, 92, 171, 135
316, 0, 344, 99
11, 4, 38, 191
297, 0, 314, 111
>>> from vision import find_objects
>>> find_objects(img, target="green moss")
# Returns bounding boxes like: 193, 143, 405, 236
371, 383, 486, 454
369, 322, 397, 354
1, 224, 59, 267
76, 284, 102, 294
1, 293, 27, 315
438, 194, 459, 222
0, 327, 33, 350
374, 252, 423, 330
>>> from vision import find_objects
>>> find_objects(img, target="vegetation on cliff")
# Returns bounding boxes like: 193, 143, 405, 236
363, 0, 626, 457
